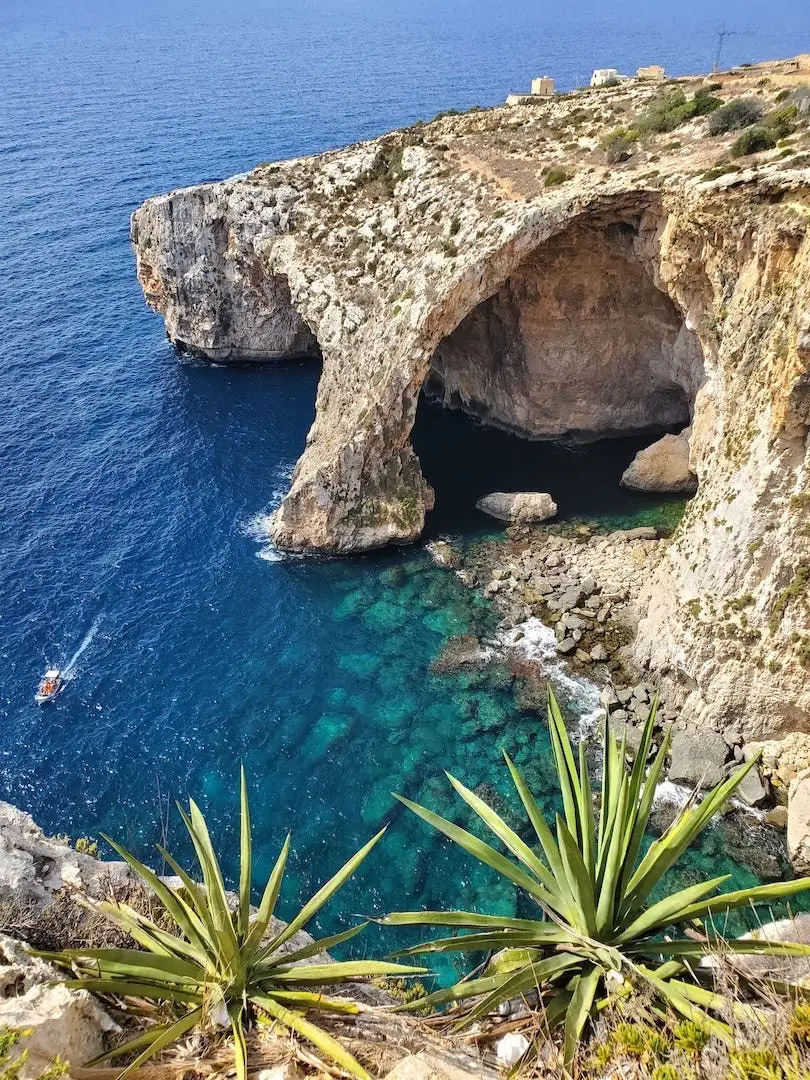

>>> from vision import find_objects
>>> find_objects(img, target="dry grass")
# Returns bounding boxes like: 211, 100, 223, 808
437, 957, 810, 1079
0, 881, 176, 953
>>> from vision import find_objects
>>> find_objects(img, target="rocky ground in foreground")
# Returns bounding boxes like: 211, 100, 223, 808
3, 800, 810, 1080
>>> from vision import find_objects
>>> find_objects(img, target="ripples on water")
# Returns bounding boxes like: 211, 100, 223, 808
2, 0, 807, 975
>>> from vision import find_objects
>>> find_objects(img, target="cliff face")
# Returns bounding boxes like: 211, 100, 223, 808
131, 58, 810, 739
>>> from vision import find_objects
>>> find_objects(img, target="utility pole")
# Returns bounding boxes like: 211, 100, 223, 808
713, 27, 737, 73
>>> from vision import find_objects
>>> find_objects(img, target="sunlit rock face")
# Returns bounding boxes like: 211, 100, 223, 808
131, 185, 320, 362
132, 59, 810, 739
428, 218, 704, 441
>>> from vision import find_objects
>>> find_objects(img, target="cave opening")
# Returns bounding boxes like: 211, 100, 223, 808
413, 212, 706, 537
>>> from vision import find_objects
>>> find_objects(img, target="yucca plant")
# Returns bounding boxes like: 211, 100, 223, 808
40, 769, 424, 1080
381, 691, 810, 1068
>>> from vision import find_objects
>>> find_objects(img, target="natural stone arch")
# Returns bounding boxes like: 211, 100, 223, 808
422, 210, 706, 445
269, 193, 709, 552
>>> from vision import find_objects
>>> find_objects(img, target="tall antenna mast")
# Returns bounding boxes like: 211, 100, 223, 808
713, 26, 738, 73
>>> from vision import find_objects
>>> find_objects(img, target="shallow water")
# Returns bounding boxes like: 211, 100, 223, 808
2, 0, 808, 981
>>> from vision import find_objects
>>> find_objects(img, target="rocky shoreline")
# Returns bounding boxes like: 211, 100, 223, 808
428, 523, 803, 845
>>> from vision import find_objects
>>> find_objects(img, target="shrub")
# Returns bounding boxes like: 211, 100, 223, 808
701, 162, 740, 181
763, 103, 799, 140
600, 128, 638, 163
730, 124, 776, 157
544, 166, 569, 186
708, 96, 764, 135
383, 691, 810, 1069
41, 769, 422, 1080
635, 87, 721, 135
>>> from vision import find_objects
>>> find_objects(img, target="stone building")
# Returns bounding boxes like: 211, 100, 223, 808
637, 64, 666, 80
591, 68, 619, 86
530, 76, 554, 97
506, 75, 554, 105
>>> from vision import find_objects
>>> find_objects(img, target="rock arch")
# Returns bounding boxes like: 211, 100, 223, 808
422, 209, 705, 445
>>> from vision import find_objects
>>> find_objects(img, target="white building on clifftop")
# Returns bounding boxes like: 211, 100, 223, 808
506, 75, 555, 105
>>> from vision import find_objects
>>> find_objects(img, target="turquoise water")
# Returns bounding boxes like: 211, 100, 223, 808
2, 0, 806, 983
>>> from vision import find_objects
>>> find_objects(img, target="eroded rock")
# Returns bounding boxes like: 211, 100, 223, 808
0, 802, 135, 912
669, 729, 729, 790
789, 770, 810, 873
131, 62, 810, 741
0, 938, 119, 1079
621, 428, 697, 493
476, 492, 557, 523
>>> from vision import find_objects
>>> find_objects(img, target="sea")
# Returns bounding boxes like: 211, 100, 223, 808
2, 0, 809, 978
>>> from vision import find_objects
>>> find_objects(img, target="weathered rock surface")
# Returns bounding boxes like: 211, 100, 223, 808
0, 802, 135, 911
789, 769, 810, 873
620, 427, 697, 492
132, 58, 810, 740
668, 729, 729, 790
476, 491, 557, 523
0, 933, 119, 1078
723, 913, 810, 986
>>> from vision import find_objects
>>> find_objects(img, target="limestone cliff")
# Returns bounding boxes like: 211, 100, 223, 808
132, 57, 810, 739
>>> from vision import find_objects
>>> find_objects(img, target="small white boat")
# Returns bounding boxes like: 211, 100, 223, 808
35, 668, 63, 704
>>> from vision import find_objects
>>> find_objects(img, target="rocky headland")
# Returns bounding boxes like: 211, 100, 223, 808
132, 59, 809, 797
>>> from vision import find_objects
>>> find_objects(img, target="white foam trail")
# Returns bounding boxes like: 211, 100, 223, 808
241, 460, 306, 562
62, 614, 103, 677
653, 779, 693, 810
493, 617, 602, 724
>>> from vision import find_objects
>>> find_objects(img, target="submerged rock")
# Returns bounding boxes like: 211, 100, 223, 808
621, 427, 697, 493
426, 540, 461, 569
475, 491, 557, 523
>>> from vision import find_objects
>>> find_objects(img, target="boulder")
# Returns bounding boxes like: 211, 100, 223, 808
669, 729, 729, 789
384, 1048, 498, 1080
719, 913, 810, 986
788, 769, 810, 872
767, 805, 788, 829
0, 937, 119, 1078
546, 587, 585, 614
425, 540, 460, 569
735, 763, 768, 807
605, 527, 659, 542
620, 428, 697, 493
476, 492, 557, 524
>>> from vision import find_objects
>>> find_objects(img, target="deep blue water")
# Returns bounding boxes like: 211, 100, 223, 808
2, 0, 809, 977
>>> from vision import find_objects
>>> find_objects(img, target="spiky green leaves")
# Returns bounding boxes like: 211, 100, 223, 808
384, 690, 810, 1069
42, 767, 423, 1080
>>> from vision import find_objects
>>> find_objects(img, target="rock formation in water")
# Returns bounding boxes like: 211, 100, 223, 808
132, 57, 810, 741
621, 427, 697, 492
476, 491, 558, 522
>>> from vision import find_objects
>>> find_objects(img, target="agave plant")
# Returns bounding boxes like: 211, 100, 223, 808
382, 691, 810, 1068
40, 769, 423, 1080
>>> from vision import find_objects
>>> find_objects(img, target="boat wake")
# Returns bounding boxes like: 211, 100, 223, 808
62, 614, 103, 679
